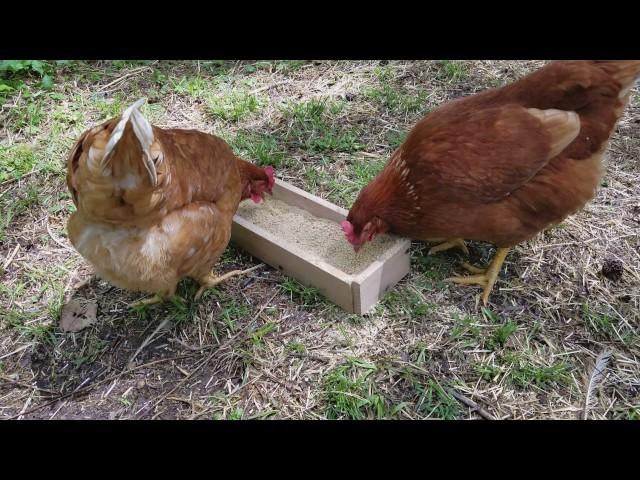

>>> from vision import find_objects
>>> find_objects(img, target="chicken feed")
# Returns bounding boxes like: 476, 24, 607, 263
236, 198, 395, 275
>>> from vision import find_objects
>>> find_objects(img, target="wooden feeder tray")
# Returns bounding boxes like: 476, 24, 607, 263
231, 179, 411, 314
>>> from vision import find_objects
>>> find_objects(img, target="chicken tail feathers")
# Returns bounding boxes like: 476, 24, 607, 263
100, 98, 159, 186
591, 60, 640, 98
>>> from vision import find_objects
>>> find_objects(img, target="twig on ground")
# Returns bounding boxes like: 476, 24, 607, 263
448, 389, 496, 420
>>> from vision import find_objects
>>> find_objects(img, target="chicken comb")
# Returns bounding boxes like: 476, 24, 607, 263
341, 220, 355, 241
264, 165, 275, 189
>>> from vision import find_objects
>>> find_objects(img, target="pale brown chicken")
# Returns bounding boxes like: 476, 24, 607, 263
342, 61, 640, 304
66, 98, 274, 306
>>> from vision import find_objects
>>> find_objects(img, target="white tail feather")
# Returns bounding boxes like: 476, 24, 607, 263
100, 98, 150, 169
582, 349, 613, 420
131, 107, 158, 186
130, 107, 154, 152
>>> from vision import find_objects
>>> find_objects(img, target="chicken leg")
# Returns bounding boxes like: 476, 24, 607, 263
428, 238, 469, 256
194, 265, 263, 300
445, 247, 510, 305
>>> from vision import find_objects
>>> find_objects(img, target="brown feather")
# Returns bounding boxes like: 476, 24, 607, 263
66, 103, 273, 296
346, 60, 640, 248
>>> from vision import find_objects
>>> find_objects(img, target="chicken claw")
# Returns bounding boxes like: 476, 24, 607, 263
445, 247, 510, 305
129, 292, 176, 309
194, 265, 263, 300
428, 238, 469, 256
460, 262, 486, 274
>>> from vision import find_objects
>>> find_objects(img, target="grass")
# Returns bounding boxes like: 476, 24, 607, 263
281, 99, 364, 154
581, 304, 638, 346
230, 130, 288, 168
475, 363, 504, 382
218, 296, 252, 332
488, 320, 518, 349
414, 253, 456, 284
473, 351, 573, 393
386, 129, 407, 150
94, 94, 127, 119
365, 84, 429, 115
415, 379, 461, 419
583, 305, 616, 336
448, 312, 519, 352
249, 60, 306, 74
610, 407, 640, 420
250, 322, 277, 348
322, 358, 392, 420
437, 60, 470, 82
450, 315, 483, 349
0, 59, 638, 420
502, 352, 572, 390
206, 90, 262, 122
0, 60, 58, 102
308, 155, 386, 207
363, 62, 428, 115
226, 408, 244, 420
279, 278, 323, 307
171, 75, 211, 97
3, 310, 58, 345
303, 163, 332, 193
71, 337, 109, 368
286, 342, 306, 353
0, 145, 37, 182
0, 184, 42, 241
350, 156, 385, 186
382, 287, 435, 319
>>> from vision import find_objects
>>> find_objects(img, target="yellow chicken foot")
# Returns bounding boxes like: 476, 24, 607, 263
445, 247, 510, 305
460, 262, 486, 274
130, 295, 164, 308
428, 238, 469, 256
129, 289, 178, 309
194, 265, 263, 300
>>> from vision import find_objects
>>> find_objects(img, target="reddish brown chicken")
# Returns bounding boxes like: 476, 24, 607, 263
342, 61, 640, 304
66, 98, 274, 306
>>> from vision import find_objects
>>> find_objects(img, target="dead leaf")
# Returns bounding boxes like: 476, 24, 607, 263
60, 299, 98, 332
